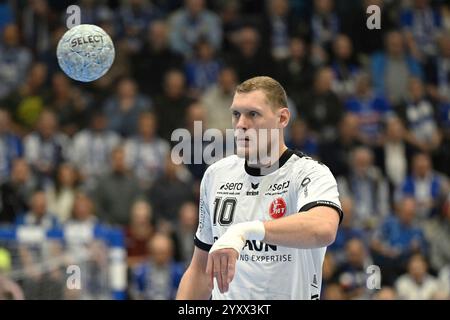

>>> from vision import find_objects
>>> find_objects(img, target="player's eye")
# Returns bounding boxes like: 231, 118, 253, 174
249, 111, 259, 118
232, 111, 240, 118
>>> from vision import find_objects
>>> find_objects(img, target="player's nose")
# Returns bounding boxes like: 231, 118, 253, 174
235, 114, 249, 130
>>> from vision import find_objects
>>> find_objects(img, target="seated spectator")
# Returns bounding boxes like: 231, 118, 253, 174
125, 200, 155, 268
345, 72, 392, 146
125, 112, 170, 191
0, 109, 23, 183
0, 24, 32, 99
185, 39, 222, 98
308, 0, 340, 58
24, 110, 69, 188
173, 201, 198, 266
374, 116, 416, 194
337, 147, 389, 229
371, 31, 423, 106
103, 77, 152, 138
397, 152, 449, 220
1, 62, 48, 132
168, 0, 222, 59
0, 159, 35, 224
435, 101, 450, 176
201, 66, 237, 133
15, 190, 59, 229
328, 198, 365, 264
149, 154, 194, 226
318, 113, 362, 177
131, 20, 183, 96
336, 238, 373, 300
371, 197, 428, 285
299, 67, 344, 141
424, 195, 450, 272
395, 253, 440, 300
130, 233, 184, 300
424, 33, 450, 103
153, 70, 195, 141
397, 77, 442, 153
95, 146, 142, 226
286, 119, 318, 158
331, 34, 360, 100
45, 163, 78, 223
70, 110, 121, 190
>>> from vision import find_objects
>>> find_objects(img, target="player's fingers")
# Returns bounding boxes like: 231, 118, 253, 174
213, 253, 224, 293
206, 254, 214, 290
227, 251, 237, 286
220, 254, 229, 292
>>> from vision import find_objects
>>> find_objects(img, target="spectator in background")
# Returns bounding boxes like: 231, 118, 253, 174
185, 39, 222, 98
201, 66, 237, 133
24, 109, 68, 187
328, 198, 365, 264
125, 200, 154, 268
398, 153, 448, 220
395, 253, 440, 300
286, 119, 318, 158
168, 0, 222, 59
299, 67, 343, 141
118, 0, 162, 54
371, 31, 423, 107
336, 238, 372, 300
400, 0, 442, 60
95, 146, 142, 226
276, 36, 315, 108
345, 72, 392, 146
47, 73, 92, 137
226, 26, 275, 82
435, 100, 450, 176
38, 26, 67, 80
45, 163, 78, 223
424, 33, 450, 103
308, 0, 340, 60
371, 197, 428, 285
78, 0, 114, 26
0, 109, 23, 183
70, 110, 121, 190
104, 77, 152, 138
260, 0, 299, 61
397, 77, 441, 154
372, 286, 398, 300
374, 116, 416, 195
130, 233, 184, 300
337, 147, 389, 230
125, 112, 170, 191
173, 201, 198, 266
331, 34, 360, 100
424, 196, 450, 273
154, 70, 195, 141
0, 159, 35, 224
2, 62, 48, 132
0, 24, 32, 99
216, 0, 243, 52
149, 154, 194, 227
131, 20, 183, 96
319, 113, 361, 177
15, 190, 59, 229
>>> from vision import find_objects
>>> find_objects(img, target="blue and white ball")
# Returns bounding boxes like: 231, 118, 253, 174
57, 24, 115, 82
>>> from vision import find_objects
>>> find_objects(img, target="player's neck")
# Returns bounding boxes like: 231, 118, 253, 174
247, 144, 288, 169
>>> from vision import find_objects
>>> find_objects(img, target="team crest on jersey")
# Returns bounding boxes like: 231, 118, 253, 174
269, 197, 287, 219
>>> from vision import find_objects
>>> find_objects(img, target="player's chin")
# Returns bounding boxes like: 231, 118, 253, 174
235, 145, 250, 159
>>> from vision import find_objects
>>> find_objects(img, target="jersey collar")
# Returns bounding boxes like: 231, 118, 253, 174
244, 148, 294, 176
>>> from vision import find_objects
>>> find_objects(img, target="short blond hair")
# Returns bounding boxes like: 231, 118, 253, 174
235, 76, 288, 109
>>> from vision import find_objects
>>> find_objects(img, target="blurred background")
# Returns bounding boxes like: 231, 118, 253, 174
0, 0, 449, 300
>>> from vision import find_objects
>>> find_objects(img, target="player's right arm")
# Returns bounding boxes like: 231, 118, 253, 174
176, 247, 212, 300
176, 168, 214, 300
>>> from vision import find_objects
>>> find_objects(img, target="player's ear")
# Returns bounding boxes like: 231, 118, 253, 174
278, 107, 290, 129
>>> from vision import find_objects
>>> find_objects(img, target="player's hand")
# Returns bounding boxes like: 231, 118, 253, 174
206, 248, 238, 294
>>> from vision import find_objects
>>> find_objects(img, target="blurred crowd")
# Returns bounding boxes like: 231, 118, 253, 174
0, 0, 450, 300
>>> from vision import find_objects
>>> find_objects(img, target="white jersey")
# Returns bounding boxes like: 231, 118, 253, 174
195, 149, 343, 300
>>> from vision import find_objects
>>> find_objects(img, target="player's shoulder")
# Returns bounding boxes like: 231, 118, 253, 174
288, 150, 335, 179
204, 154, 242, 177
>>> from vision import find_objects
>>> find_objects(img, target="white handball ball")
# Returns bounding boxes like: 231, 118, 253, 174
56, 24, 115, 82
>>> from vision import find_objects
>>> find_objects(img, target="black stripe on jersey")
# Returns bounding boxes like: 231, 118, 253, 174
244, 148, 295, 176
194, 235, 212, 251
299, 200, 344, 224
